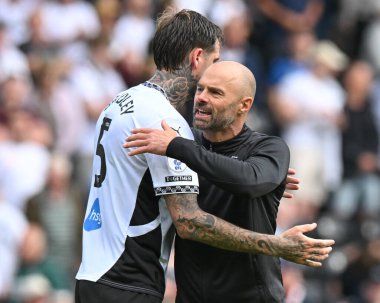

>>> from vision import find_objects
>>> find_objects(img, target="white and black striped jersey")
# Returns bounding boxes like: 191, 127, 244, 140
76, 82, 199, 299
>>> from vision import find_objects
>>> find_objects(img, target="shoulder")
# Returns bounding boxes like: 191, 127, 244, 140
247, 131, 289, 153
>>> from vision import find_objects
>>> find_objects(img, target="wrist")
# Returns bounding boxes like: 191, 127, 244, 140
256, 234, 277, 256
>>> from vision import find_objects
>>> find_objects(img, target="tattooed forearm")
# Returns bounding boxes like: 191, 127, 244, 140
164, 194, 276, 255
258, 240, 275, 255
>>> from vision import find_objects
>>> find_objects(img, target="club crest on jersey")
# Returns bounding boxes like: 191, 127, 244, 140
167, 157, 187, 172
84, 198, 102, 231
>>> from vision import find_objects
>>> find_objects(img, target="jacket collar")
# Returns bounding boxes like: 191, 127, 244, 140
193, 124, 251, 152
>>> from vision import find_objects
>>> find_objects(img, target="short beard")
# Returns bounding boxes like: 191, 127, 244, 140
193, 115, 235, 131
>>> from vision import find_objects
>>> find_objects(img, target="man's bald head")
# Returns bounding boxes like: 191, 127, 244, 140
201, 61, 256, 99
193, 61, 257, 141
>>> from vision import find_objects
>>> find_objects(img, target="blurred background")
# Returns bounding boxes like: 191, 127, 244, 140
0, 0, 379, 302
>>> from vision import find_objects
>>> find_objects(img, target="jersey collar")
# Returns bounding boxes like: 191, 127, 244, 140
143, 81, 168, 100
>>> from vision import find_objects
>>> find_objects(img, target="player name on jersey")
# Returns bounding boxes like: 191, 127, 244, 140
107, 91, 134, 115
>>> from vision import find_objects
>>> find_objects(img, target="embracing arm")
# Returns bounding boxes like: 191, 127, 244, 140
165, 135, 289, 197
124, 121, 298, 198
165, 193, 333, 267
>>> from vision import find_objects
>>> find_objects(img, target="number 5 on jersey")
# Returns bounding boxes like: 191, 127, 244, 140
94, 117, 112, 188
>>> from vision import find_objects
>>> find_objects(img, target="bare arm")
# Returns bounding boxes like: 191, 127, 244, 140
165, 193, 334, 267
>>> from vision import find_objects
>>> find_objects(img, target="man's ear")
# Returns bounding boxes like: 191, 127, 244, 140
189, 48, 204, 69
238, 97, 254, 114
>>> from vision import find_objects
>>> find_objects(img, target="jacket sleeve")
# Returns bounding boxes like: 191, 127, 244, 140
166, 136, 290, 198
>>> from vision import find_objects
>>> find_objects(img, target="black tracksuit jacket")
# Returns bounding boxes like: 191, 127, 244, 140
166, 125, 290, 303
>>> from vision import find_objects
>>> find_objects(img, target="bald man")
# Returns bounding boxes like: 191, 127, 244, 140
124, 61, 330, 302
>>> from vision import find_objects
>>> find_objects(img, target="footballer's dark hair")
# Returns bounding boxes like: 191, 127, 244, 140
152, 8, 223, 72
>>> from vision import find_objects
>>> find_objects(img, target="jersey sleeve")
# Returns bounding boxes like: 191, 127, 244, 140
144, 117, 199, 196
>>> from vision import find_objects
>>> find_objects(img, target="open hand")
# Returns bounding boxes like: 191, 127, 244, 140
274, 223, 334, 267
123, 120, 177, 156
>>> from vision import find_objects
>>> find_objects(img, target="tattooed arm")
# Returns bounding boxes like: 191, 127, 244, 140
164, 193, 334, 267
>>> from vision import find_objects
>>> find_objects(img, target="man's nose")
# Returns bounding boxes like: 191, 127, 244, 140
196, 90, 208, 103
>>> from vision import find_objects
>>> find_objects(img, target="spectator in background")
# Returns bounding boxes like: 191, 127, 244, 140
0, 200, 28, 301
219, 11, 267, 133
360, 1, 380, 75
332, 61, 380, 220
19, 10, 58, 84
371, 77, 380, 164
0, 77, 51, 210
0, 0, 40, 47
251, 0, 325, 62
267, 30, 316, 135
34, 0, 100, 63
32, 59, 85, 157
0, 109, 51, 210
267, 31, 316, 88
208, 0, 247, 29
11, 223, 73, 303
26, 153, 84, 283
171, 0, 212, 16
272, 40, 348, 222
93, 0, 120, 38
333, 0, 376, 59
336, 236, 380, 301
0, 76, 31, 116
0, 23, 30, 83
318, 63, 380, 302
109, 0, 155, 87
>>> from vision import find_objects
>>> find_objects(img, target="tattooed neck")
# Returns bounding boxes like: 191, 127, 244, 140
148, 66, 196, 111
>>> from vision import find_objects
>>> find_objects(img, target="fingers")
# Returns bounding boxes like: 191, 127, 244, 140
127, 147, 148, 156
301, 246, 332, 258
287, 168, 296, 175
293, 223, 335, 247
284, 255, 323, 268
123, 133, 150, 155
284, 247, 332, 267
303, 248, 332, 267
161, 119, 170, 130
308, 246, 332, 255
307, 254, 329, 263
286, 176, 300, 185
282, 192, 294, 199
303, 260, 322, 267
285, 183, 299, 190
295, 222, 318, 233
123, 139, 150, 156
130, 128, 154, 134
305, 238, 335, 248
123, 140, 148, 148
280, 222, 335, 267
125, 133, 148, 142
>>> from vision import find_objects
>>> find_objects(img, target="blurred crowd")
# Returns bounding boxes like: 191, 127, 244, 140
0, 0, 379, 302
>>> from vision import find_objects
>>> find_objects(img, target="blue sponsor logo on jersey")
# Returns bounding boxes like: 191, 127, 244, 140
84, 198, 102, 231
